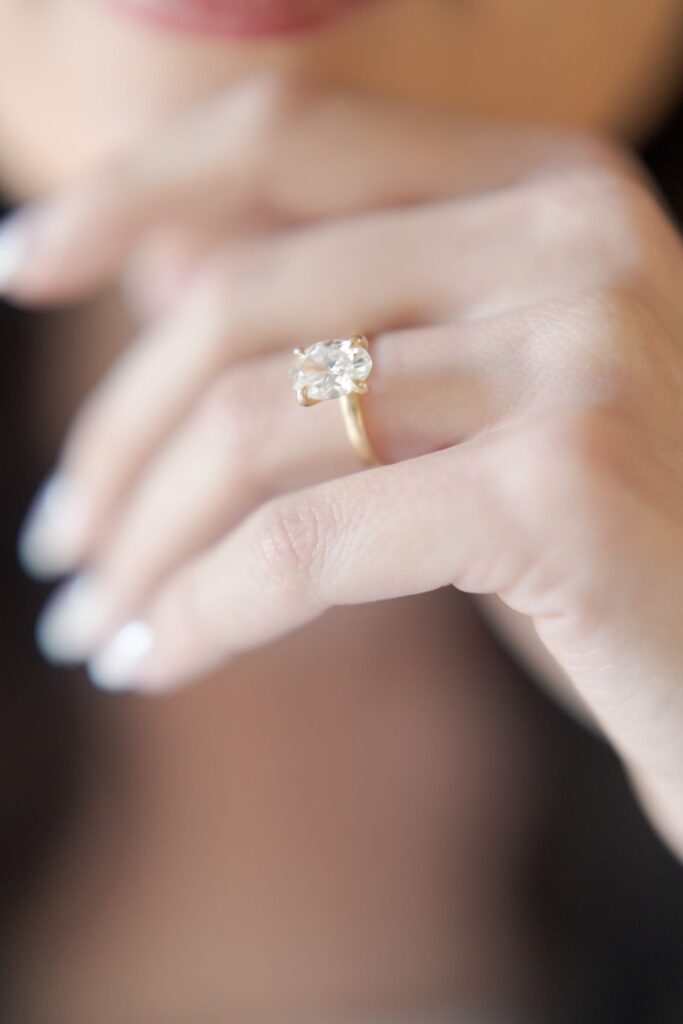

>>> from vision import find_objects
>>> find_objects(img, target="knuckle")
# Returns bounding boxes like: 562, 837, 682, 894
514, 407, 652, 624
253, 496, 335, 594
546, 408, 635, 508
546, 407, 633, 487
530, 163, 654, 282
527, 285, 663, 404
578, 284, 664, 393
505, 408, 636, 552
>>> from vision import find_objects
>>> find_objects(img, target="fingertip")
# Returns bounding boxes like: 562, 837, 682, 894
0, 187, 126, 304
0, 205, 62, 303
87, 619, 154, 693
18, 474, 91, 580
35, 573, 110, 665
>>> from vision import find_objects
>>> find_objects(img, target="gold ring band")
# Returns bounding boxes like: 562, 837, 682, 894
339, 391, 382, 467
289, 334, 382, 467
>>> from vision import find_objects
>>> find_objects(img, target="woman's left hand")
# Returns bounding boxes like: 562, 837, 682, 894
6, 77, 683, 858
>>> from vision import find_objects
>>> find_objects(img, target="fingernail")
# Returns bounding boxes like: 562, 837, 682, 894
18, 474, 91, 579
88, 620, 154, 692
36, 574, 110, 665
0, 216, 28, 292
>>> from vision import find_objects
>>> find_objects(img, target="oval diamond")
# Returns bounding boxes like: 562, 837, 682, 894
290, 337, 373, 403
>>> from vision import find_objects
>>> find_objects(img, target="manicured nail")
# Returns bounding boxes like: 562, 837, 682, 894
18, 474, 91, 579
36, 574, 110, 665
88, 620, 154, 692
0, 216, 27, 292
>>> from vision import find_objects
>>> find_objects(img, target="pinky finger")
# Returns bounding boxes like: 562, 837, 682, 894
87, 419, 563, 693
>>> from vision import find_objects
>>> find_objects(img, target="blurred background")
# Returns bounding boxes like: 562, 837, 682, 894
1, 6, 683, 1022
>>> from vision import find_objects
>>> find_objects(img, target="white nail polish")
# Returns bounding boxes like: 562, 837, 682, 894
36, 574, 109, 665
0, 218, 26, 292
18, 475, 91, 579
88, 620, 154, 692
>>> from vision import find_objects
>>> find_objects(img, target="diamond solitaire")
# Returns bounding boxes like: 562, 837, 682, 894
289, 335, 373, 406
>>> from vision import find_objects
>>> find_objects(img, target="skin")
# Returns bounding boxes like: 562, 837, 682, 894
2, 1, 683, 1021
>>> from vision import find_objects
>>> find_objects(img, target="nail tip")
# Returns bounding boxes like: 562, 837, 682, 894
87, 620, 154, 695
17, 474, 88, 580
34, 573, 108, 665
17, 531, 72, 581
34, 615, 81, 667
87, 664, 135, 693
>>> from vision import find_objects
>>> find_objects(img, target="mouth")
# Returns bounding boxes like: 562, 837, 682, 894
100, 0, 377, 38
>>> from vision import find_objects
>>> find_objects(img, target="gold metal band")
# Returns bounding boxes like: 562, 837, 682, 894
339, 391, 382, 467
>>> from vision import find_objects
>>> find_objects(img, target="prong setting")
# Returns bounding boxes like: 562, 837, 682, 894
290, 336, 372, 405
296, 386, 318, 407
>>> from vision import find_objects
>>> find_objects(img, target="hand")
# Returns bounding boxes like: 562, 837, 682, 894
7, 76, 683, 859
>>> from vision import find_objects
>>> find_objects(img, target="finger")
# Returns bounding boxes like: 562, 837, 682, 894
0, 74, 605, 303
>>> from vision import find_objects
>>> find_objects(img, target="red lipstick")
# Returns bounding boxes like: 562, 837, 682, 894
102, 0, 376, 38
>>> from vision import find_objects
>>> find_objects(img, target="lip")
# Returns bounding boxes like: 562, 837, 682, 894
101, 0, 375, 38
